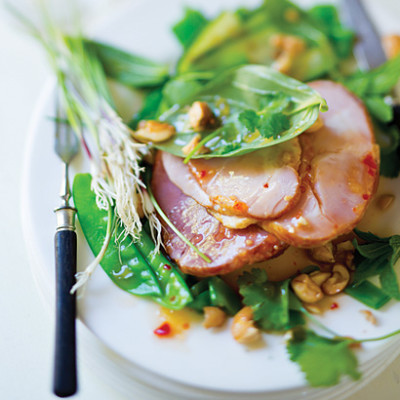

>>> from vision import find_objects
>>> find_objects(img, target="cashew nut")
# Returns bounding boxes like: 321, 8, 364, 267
231, 306, 261, 344
322, 264, 350, 295
188, 101, 215, 131
291, 274, 324, 304
203, 306, 227, 329
310, 242, 335, 263
133, 120, 175, 143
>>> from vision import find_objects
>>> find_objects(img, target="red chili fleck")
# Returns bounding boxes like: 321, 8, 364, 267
199, 170, 207, 179
154, 322, 171, 336
367, 168, 375, 177
362, 154, 377, 170
263, 182, 269, 188
182, 323, 190, 330
330, 302, 339, 310
163, 264, 171, 270
362, 194, 370, 200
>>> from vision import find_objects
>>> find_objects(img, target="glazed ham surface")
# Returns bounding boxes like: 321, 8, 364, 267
261, 81, 379, 247
151, 152, 287, 276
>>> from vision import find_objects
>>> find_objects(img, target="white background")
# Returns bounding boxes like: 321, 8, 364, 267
1, 0, 400, 399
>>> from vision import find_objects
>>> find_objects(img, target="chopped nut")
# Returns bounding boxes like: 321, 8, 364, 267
310, 242, 335, 263
377, 194, 395, 211
188, 101, 215, 131
322, 264, 350, 295
309, 271, 332, 287
284, 8, 300, 23
345, 252, 355, 269
231, 306, 261, 344
133, 120, 175, 143
203, 307, 227, 329
303, 302, 323, 315
291, 274, 324, 304
360, 310, 377, 325
336, 240, 354, 253
270, 34, 306, 74
382, 34, 400, 59
181, 134, 210, 156
306, 115, 324, 133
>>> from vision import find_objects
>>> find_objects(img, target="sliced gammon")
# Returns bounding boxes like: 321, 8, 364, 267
151, 152, 287, 276
261, 81, 379, 247
187, 139, 302, 219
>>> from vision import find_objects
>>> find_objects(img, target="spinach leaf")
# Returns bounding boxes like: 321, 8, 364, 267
156, 65, 327, 160
84, 39, 170, 88
177, 0, 340, 81
172, 8, 208, 50
238, 269, 304, 331
287, 328, 361, 387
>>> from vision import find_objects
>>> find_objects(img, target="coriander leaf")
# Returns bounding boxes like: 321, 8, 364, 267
238, 109, 259, 132
172, 8, 208, 50
352, 240, 392, 260
380, 264, 400, 301
238, 269, 300, 331
352, 256, 388, 286
258, 113, 290, 139
354, 229, 390, 243
287, 328, 361, 387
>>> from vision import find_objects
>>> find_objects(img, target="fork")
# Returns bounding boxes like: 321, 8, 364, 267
53, 97, 79, 397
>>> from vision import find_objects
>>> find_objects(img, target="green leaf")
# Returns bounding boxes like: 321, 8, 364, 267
208, 277, 242, 316
156, 65, 327, 160
364, 96, 393, 123
352, 240, 392, 260
129, 87, 164, 129
308, 5, 355, 59
344, 54, 400, 97
84, 40, 170, 88
172, 8, 208, 50
238, 269, 300, 331
287, 328, 361, 387
177, 0, 339, 81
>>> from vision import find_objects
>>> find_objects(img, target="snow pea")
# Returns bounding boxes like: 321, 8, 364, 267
134, 228, 193, 310
73, 173, 161, 296
73, 173, 193, 309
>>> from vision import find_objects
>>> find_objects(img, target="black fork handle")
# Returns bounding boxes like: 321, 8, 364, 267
53, 229, 77, 397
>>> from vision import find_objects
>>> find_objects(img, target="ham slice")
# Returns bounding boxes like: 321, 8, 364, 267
187, 140, 302, 219
261, 81, 379, 247
151, 152, 287, 276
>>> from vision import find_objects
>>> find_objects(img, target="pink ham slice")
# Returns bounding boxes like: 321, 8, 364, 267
261, 81, 379, 247
151, 152, 287, 277
187, 140, 302, 219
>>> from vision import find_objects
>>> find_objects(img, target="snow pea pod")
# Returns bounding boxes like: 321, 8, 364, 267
73, 173, 161, 296
134, 228, 193, 310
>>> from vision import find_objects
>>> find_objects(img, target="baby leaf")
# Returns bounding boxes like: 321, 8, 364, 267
156, 65, 327, 160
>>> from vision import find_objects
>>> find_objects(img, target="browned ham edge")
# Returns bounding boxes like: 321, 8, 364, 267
261, 81, 379, 247
151, 152, 287, 276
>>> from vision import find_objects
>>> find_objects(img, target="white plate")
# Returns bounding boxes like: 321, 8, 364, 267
21, 0, 400, 399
